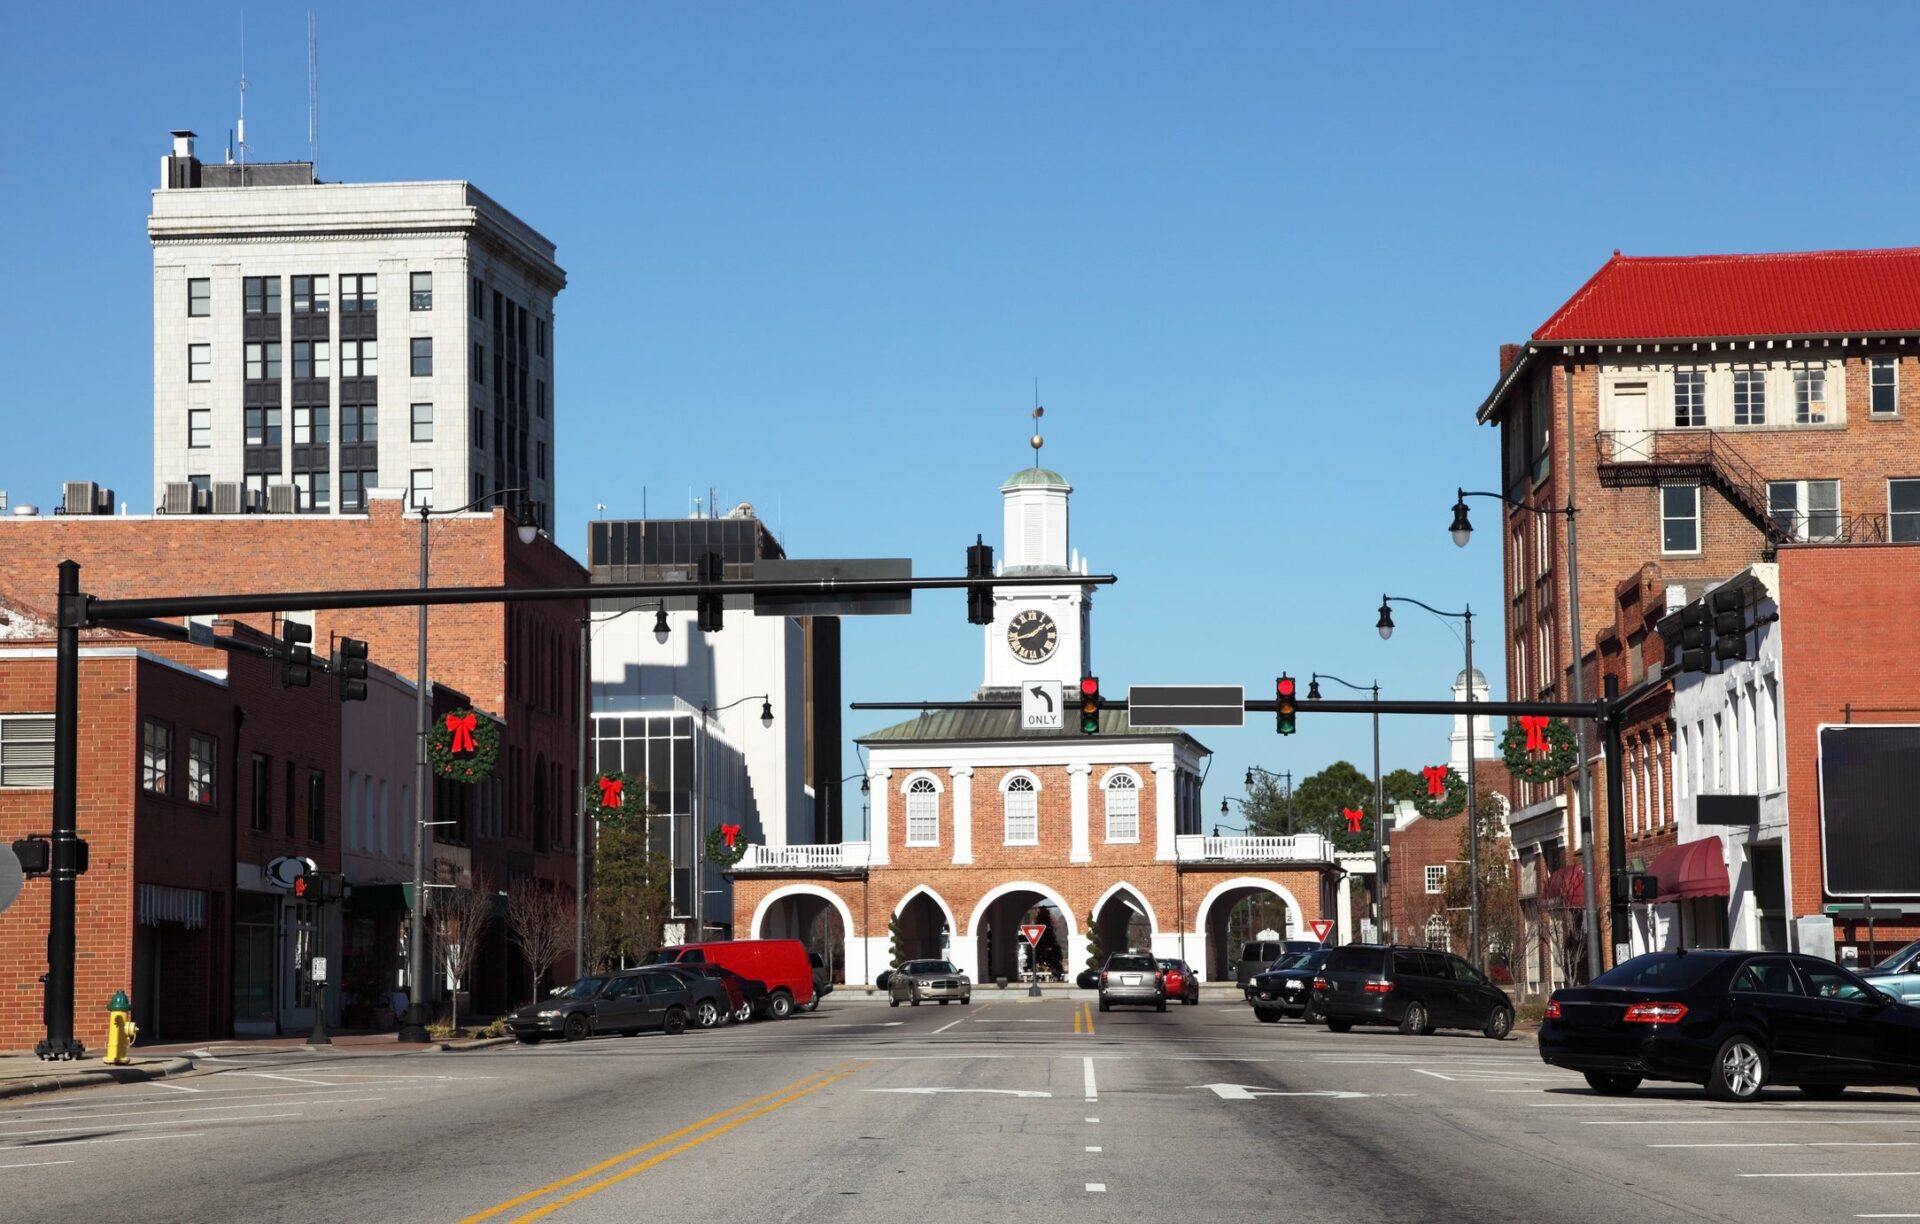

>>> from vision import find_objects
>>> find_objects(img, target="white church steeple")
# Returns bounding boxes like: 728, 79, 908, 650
981, 407, 1094, 693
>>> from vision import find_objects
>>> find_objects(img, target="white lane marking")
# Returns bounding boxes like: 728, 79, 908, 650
1, 1089, 409, 1114
1652, 1142, 1919, 1149
0, 1113, 300, 1138
144, 1081, 200, 1093
1, 1132, 207, 1149
1087, 1184, 1106, 1193
821, 1023, 906, 1028
1857, 1215, 1920, 1218
0, 1097, 382, 1126
250, 1073, 336, 1086
1200, 1084, 1369, 1101
931, 1021, 964, 1035
0, 1160, 76, 1169
1084, 1057, 1098, 1102
1086, 1146, 1102, 1152
967, 1020, 1058, 1024
1086, 1117, 1099, 1123
864, 1088, 1052, 1098
1413, 1070, 1456, 1081
1741, 1172, 1920, 1179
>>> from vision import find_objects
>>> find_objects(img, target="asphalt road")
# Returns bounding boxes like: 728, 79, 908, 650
6, 991, 1920, 1223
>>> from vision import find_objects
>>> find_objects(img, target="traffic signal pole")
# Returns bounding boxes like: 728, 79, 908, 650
39, 562, 83, 1059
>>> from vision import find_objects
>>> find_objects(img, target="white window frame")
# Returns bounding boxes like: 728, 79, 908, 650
1790, 361, 1828, 424
1660, 484, 1701, 555
0, 714, 54, 788
902, 772, 941, 847
1871, 356, 1899, 415
1001, 771, 1040, 846
1673, 366, 1707, 427
1425, 913, 1449, 950
1102, 769, 1141, 843
409, 468, 434, 510
1732, 365, 1767, 426
1424, 864, 1446, 894
1767, 479, 1840, 541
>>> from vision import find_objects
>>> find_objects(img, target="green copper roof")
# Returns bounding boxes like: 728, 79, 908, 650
858, 706, 1201, 747
1003, 466, 1069, 488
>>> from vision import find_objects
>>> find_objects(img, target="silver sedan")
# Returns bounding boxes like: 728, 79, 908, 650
889, 960, 973, 1007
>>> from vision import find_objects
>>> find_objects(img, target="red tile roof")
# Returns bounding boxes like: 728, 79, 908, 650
1534, 247, 1920, 342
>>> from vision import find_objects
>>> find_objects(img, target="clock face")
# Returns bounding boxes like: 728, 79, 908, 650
1006, 609, 1059, 664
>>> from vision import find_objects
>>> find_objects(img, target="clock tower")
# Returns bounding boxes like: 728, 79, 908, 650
981, 461, 1093, 693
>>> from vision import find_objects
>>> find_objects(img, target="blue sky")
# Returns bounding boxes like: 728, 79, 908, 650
6, 3, 1919, 833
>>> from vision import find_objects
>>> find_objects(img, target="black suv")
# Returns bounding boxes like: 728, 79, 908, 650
1248, 949, 1331, 1022
1311, 945, 1513, 1039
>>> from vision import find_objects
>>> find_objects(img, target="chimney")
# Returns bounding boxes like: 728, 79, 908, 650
1499, 343, 1524, 375
161, 129, 202, 190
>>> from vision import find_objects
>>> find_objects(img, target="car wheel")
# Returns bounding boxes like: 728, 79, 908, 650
1157, 999, 1168, 1013
515, 1034, 542, 1045
910, 995, 921, 1007
1707, 1035, 1769, 1102
1098, 998, 1110, 1013
1798, 1084, 1847, 1099
663, 1007, 687, 1036
1484, 1006, 1513, 1041
563, 1013, 590, 1043
735, 1005, 755, 1023
939, 999, 949, 1006
890, 997, 901, 1008
1399, 1002, 1428, 1036
961, 996, 971, 1005
694, 1000, 722, 1029
767, 992, 795, 1020
1254, 1008, 1281, 1023
1584, 1072, 1642, 1096
1326, 1018, 1353, 1033
1300, 1001, 1319, 1025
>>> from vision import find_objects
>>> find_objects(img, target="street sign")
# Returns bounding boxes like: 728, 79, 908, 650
1020, 923, 1048, 947
265, 855, 316, 890
1309, 919, 1334, 942
1127, 685, 1244, 728
750, 558, 913, 617
310, 956, 328, 983
0, 843, 21, 916
1021, 684, 1062, 731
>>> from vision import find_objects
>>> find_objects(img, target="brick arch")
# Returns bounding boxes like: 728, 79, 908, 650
749, 884, 855, 944
894, 884, 959, 935
1192, 875, 1306, 939
1090, 880, 1160, 936
964, 880, 1078, 939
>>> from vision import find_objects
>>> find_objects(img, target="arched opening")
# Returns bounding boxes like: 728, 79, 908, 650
969, 884, 1074, 984
753, 886, 851, 988
1195, 878, 1305, 983
1088, 884, 1156, 972
894, 888, 956, 965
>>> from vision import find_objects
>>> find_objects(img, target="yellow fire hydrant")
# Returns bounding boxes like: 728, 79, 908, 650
104, 989, 137, 1065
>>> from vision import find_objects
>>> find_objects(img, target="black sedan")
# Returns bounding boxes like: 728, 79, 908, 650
1248, 950, 1331, 1022
1540, 949, 1920, 1101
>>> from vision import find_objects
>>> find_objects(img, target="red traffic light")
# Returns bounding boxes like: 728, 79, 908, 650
1080, 676, 1099, 696
1277, 676, 1296, 699
293, 875, 309, 898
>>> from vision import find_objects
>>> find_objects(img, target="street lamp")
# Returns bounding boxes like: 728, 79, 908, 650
1309, 672, 1385, 941
693, 693, 775, 943
1243, 765, 1293, 834
1376, 593, 1482, 969
401, 487, 536, 1044
1451, 486, 1601, 979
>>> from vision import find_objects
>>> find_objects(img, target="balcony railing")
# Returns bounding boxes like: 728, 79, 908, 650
1174, 833, 1334, 865
733, 842, 870, 872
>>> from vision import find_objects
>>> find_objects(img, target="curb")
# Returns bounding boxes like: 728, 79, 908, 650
434, 1036, 515, 1052
0, 1056, 196, 1101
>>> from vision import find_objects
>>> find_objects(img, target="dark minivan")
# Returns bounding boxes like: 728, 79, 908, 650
1311, 944, 1513, 1039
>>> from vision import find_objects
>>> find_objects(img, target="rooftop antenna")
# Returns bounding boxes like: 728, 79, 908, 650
307, 10, 318, 169
236, 10, 249, 183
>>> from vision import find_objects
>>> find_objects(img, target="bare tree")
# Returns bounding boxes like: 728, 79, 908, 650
430, 868, 497, 1034
506, 879, 573, 1002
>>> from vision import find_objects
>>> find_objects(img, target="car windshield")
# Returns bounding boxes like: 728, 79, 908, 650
1591, 953, 1723, 990
1239, 943, 1273, 960
1276, 951, 1329, 971
1871, 938, 1920, 971
903, 961, 958, 975
553, 977, 606, 1000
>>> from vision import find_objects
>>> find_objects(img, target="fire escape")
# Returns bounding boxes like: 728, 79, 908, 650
1593, 429, 1790, 558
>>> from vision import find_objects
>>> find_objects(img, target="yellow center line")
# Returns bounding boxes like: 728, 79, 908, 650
1074, 1007, 1083, 1034
1083, 1001, 1095, 1034
458, 1063, 859, 1224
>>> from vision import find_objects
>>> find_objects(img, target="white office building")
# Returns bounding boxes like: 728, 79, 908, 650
149, 131, 565, 526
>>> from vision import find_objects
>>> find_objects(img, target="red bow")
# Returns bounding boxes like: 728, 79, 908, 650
445, 712, 478, 754
597, 776, 623, 809
1520, 715, 1550, 753
1422, 765, 1449, 797
1343, 807, 1365, 833
720, 823, 742, 849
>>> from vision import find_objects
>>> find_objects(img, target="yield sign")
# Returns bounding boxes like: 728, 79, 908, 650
1020, 923, 1048, 947
1310, 919, 1334, 942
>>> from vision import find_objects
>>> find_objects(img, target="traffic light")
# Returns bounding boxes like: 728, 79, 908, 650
11, 837, 50, 876
293, 873, 311, 900
1613, 871, 1657, 904
696, 551, 724, 633
280, 618, 313, 687
1276, 675, 1297, 735
1677, 602, 1711, 673
1078, 676, 1102, 735
965, 535, 994, 626
297, 871, 343, 902
1711, 587, 1747, 662
337, 637, 369, 702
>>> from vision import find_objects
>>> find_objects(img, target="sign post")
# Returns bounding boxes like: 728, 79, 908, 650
1021, 923, 1048, 997
307, 954, 331, 1046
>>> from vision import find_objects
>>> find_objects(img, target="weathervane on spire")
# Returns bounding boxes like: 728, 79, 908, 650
1029, 376, 1045, 467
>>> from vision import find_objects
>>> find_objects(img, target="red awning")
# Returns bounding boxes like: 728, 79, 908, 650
1650, 838, 1730, 902
1545, 865, 1585, 908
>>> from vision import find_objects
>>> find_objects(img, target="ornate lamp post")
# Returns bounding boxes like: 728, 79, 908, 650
1307, 673, 1385, 939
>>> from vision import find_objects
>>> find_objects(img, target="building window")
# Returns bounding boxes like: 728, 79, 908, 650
1673, 367, 1706, 427
1103, 772, 1139, 842
905, 775, 939, 846
186, 408, 211, 449
536, 440, 547, 479
291, 340, 329, 380
536, 318, 547, 358
244, 341, 282, 381
142, 719, 172, 794
340, 274, 377, 313
410, 337, 433, 377
187, 278, 210, 317
0, 715, 55, 788
295, 275, 330, 314
340, 340, 376, 377
411, 402, 433, 442
409, 468, 434, 509
472, 342, 485, 385
243, 407, 282, 447
292, 470, 330, 513
341, 469, 376, 512
410, 271, 433, 311
1791, 362, 1828, 424
1003, 774, 1038, 845
187, 732, 217, 806
1661, 484, 1700, 553
537, 379, 547, 419
249, 753, 271, 831
1425, 864, 1446, 894
293, 405, 331, 446
187, 343, 211, 383
243, 276, 280, 315
1871, 357, 1899, 415
340, 403, 376, 444
472, 276, 484, 317
1425, 913, 1449, 950
307, 770, 326, 841
1733, 366, 1766, 425
1767, 479, 1840, 541
1889, 478, 1920, 543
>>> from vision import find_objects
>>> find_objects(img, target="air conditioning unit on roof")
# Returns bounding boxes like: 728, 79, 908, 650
266, 484, 300, 515
162, 482, 195, 515
212, 481, 245, 515
61, 481, 98, 516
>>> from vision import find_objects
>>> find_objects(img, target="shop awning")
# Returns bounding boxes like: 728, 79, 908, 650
1545, 865, 1585, 909
1651, 838, 1730, 902
137, 884, 206, 929
346, 883, 417, 911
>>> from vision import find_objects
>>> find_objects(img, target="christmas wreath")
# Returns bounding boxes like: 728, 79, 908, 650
592, 772, 648, 827
1500, 716, 1578, 784
705, 822, 748, 868
1414, 764, 1467, 820
428, 708, 499, 784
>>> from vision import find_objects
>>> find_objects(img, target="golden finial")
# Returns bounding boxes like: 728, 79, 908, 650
1030, 404, 1044, 463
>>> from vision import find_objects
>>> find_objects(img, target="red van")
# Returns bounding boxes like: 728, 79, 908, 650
643, 939, 815, 1018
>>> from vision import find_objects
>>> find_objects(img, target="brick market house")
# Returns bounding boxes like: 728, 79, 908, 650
727, 461, 1344, 986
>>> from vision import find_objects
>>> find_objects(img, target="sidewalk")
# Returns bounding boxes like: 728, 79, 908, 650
0, 1051, 196, 1101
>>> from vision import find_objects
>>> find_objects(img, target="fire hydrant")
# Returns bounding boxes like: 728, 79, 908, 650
104, 989, 137, 1065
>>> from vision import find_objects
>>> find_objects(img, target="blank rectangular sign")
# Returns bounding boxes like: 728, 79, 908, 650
1819, 724, 1920, 896
1127, 685, 1244, 728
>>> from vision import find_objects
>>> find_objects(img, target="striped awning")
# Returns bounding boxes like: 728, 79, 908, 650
137, 883, 206, 929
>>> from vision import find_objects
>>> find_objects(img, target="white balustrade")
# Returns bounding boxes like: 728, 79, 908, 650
733, 842, 871, 872
1173, 833, 1333, 865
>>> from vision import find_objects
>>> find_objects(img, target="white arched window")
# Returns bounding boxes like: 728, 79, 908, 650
1425, 913, 1450, 951
1103, 772, 1139, 843
905, 775, 940, 847
1003, 774, 1038, 845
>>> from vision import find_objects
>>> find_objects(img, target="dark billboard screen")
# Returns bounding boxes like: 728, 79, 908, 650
1819, 725, 1920, 897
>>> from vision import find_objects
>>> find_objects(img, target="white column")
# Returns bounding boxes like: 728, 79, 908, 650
868, 769, 891, 865
1068, 762, 1092, 863
951, 766, 974, 865
1152, 765, 1176, 860
1336, 876, 1354, 945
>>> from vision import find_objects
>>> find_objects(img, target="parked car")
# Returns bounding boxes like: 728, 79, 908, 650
643, 939, 815, 1017
649, 962, 745, 1028
1075, 968, 1100, 990
1158, 959, 1200, 1006
1236, 939, 1323, 995
1540, 949, 1920, 1101
1099, 952, 1167, 1012
807, 951, 835, 1011
876, 969, 895, 992
1861, 937, 1920, 1004
504, 969, 698, 1042
889, 959, 972, 1007
1249, 949, 1332, 1022
1311, 945, 1513, 1039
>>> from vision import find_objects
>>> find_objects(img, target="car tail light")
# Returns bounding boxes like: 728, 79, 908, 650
1363, 980, 1392, 994
1544, 998, 1562, 1020
1311, 976, 1328, 991
1623, 1002, 1688, 1025
1099, 972, 1108, 986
